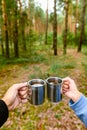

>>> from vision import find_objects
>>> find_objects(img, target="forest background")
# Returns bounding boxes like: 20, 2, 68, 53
0, 0, 87, 129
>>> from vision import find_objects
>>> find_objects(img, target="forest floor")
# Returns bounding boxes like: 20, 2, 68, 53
0, 48, 87, 130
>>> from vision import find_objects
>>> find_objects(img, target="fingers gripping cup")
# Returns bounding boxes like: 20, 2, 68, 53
46, 77, 62, 103
27, 79, 46, 105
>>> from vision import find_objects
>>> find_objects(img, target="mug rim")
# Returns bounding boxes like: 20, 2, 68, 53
46, 77, 62, 84
27, 78, 46, 86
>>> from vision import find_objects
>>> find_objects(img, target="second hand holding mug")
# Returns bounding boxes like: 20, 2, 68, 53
46, 77, 62, 103
27, 79, 46, 105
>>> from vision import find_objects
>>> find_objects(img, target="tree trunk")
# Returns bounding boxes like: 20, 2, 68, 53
28, 0, 34, 42
0, 24, 4, 55
0, 31, 4, 55
18, 0, 27, 51
13, 0, 19, 57
63, 0, 69, 55
75, 0, 78, 45
21, 14, 27, 51
21, 23, 26, 51
77, 0, 87, 52
2, 0, 9, 58
1, 43, 4, 55
53, 0, 57, 55
44, 0, 48, 44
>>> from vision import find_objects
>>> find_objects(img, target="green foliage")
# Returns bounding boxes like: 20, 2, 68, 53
0, 56, 7, 65
82, 45, 87, 55
67, 31, 75, 45
35, 6, 45, 21
0, 53, 46, 67
49, 63, 61, 73
55, 114, 62, 120
48, 61, 76, 78
0, 56, 29, 65
34, 33, 43, 44
47, 32, 53, 45
45, 33, 62, 46
80, 88, 87, 96
82, 62, 87, 77
62, 30, 75, 45
84, 25, 87, 45
57, 35, 63, 45
53, 102, 64, 112
29, 66, 44, 79
63, 63, 76, 69
75, 25, 87, 47
29, 54, 46, 63
28, 30, 39, 43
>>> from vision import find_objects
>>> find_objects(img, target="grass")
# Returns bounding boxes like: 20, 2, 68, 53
82, 62, 87, 77
80, 88, 87, 96
55, 114, 63, 120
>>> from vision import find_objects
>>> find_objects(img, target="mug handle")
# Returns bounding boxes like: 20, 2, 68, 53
58, 78, 62, 84
27, 82, 32, 102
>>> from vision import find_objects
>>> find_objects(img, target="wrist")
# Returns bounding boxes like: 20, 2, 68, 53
71, 91, 82, 102
2, 97, 10, 110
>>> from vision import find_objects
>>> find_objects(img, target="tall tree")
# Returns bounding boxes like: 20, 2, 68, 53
2, 0, 9, 58
0, 1, 4, 55
28, 0, 35, 31
21, 12, 27, 51
13, 0, 19, 57
18, 0, 27, 51
53, 0, 57, 55
78, 0, 87, 52
75, 0, 79, 44
63, 0, 69, 54
44, 0, 48, 44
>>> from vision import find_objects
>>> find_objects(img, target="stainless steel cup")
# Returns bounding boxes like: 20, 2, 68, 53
46, 77, 62, 103
27, 79, 46, 105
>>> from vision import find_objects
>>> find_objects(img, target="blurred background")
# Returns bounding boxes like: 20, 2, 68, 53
0, 0, 87, 129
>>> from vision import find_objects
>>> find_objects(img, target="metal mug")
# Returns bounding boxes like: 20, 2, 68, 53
27, 79, 46, 105
46, 77, 62, 103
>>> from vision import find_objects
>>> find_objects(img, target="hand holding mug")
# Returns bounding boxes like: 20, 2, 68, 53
62, 77, 81, 102
2, 82, 31, 110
